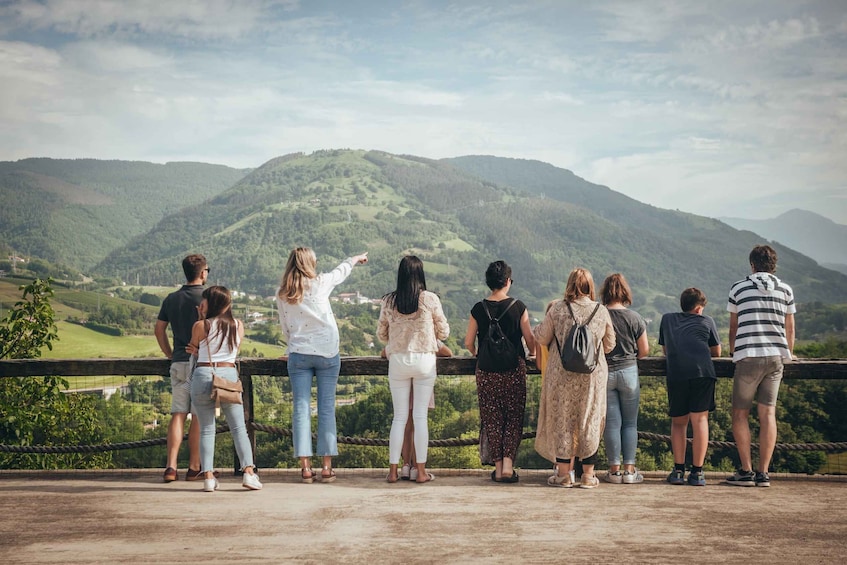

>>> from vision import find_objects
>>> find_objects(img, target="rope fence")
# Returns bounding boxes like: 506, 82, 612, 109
4, 424, 847, 454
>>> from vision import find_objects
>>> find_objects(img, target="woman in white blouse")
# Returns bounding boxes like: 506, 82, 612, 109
276, 247, 368, 483
378, 255, 449, 483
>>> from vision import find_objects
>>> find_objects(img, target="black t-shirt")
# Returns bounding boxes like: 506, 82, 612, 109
658, 312, 720, 381
157, 284, 204, 362
606, 308, 647, 371
471, 298, 527, 371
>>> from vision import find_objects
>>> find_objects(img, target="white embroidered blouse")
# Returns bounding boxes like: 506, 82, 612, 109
276, 258, 355, 358
377, 290, 450, 356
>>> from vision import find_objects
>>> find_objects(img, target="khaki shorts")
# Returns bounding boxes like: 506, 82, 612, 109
170, 360, 194, 414
732, 356, 784, 410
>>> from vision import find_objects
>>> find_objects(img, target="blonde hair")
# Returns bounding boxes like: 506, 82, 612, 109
564, 267, 595, 302
277, 247, 317, 304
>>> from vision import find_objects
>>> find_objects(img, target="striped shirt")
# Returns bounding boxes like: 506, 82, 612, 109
726, 272, 795, 362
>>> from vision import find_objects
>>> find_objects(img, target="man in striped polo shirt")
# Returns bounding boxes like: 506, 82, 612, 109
726, 245, 796, 488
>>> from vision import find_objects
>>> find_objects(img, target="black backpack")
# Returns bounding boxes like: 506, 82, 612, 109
477, 299, 519, 372
554, 301, 601, 374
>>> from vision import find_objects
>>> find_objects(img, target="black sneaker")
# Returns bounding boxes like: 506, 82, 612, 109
726, 469, 755, 487
755, 471, 771, 487
686, 470, 706, 486
666, 469, 685, 485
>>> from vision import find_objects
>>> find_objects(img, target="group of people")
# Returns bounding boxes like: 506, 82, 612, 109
155, 243, 795, 491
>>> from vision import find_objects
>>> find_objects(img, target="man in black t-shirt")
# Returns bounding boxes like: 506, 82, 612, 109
155, 254, 208, 482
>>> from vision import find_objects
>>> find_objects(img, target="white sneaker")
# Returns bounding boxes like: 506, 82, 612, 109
203, 478, 219, 492
409, 467, 418, 481
242, 473, 263, 490
622, 469, 644, 484
603, 470, 623, 484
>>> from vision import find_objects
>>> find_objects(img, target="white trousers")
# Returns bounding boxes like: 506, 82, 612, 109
388, 352, 437, 464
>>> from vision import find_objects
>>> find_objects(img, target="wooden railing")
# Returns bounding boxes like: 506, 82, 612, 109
2, 357, 846, 464
2, 356, 846, 378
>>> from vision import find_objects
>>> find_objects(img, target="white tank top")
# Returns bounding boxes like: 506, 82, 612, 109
197, 319, 241, 364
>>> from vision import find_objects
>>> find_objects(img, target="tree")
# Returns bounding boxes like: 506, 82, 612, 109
0, 279, 110, 469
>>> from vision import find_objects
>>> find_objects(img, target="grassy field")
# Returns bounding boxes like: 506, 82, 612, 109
0, 279, 283, 359
41, 319, 285, 359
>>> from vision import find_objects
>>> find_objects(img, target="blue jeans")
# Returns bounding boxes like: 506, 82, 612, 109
604, 364, 640, 466
190, 366, 255, 472
288, 352, 341, 457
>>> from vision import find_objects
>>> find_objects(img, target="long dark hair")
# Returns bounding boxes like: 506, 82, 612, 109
385, 255, 426, 315
203, 285, 239, 352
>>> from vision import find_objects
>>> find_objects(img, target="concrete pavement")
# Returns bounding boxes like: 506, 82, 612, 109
1, 469, 845, 564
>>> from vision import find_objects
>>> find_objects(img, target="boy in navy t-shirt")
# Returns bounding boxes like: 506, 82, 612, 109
658, 288, 721, 486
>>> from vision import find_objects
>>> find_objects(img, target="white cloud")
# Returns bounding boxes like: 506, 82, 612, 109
343, 80, 464, 108
0, 0, 299, 40
701, 16, 822, 52
0, 1, 845, 224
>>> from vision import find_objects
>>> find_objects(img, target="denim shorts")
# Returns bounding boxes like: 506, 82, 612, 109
732, 356, 784, 409
169, 360, 194, 414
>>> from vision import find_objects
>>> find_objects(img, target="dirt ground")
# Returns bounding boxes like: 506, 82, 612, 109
1, 469, 845, 564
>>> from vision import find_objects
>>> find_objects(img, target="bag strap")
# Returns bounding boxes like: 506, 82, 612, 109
565, 300, 600, 326
483, 298, 517, 323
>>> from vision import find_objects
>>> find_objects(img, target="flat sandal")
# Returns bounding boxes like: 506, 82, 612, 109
321, 466, 337, 483
301, 467, 315, 484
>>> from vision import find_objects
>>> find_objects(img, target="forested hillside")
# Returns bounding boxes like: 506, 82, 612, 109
444, 155, 847, 311
0, 158, 249, 270
98, 150, 847, 333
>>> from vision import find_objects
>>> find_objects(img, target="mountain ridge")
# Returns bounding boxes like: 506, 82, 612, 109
0, 158, 251, 270
91, 150, 847, 327
719, 209, 847, 275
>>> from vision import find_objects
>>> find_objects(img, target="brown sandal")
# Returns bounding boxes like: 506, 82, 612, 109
321, 466, 337, 483
301, 467, 315, 484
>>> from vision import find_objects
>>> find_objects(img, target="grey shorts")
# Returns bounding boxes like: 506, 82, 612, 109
732, 356, 784, 410
170, 360, 194, 414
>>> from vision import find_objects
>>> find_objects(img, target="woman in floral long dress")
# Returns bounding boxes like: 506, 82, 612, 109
534, 268, 616, 489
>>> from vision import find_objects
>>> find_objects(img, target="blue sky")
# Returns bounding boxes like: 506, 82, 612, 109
1, 0, 846, 223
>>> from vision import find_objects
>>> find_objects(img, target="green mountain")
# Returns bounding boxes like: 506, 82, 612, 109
444, 154, 847, 305
97, 150, 847, 328
0, 158, 249, 270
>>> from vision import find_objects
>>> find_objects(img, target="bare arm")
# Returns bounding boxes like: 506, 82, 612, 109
728, 312, 739, 355
636, 332, 650, 358
187, 321, 207, 355
154, 320, 172, 359
710, 344, 722, 357
436, 341, 453, 357
464, 316, 478, 356
519, 310, 536, 355
785, 313, 795, 356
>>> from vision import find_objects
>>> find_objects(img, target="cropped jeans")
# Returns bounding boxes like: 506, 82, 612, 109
190, 366, 255, 472
288, 352, 341, 457
604, 364, 640, 466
